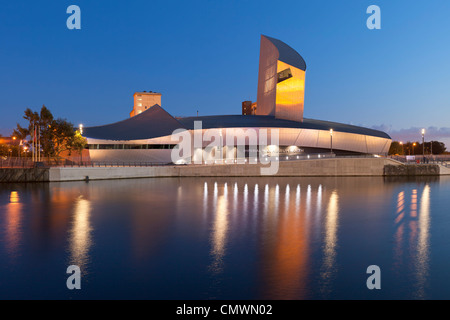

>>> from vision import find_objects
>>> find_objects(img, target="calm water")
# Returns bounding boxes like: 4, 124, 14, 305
1, 176, 450, 299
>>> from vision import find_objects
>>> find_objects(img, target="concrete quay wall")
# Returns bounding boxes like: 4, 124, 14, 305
384, 164, 440, 176
0, 168, 49, 183
4, 158, 447, 183
48, 158, 402, 182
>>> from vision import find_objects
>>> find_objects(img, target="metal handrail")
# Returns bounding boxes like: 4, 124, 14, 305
2, 154, 449, 169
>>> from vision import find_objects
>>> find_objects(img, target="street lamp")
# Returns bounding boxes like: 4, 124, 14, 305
330, 129, 333, 155
400, 141, 404, 155
422, 129, 425, 158
79, 124, 84, 164
9, 137, 17, 159
413, 142, 416, 155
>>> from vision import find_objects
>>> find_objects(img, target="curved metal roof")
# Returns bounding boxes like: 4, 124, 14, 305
178, 115, 391, 139
263, 35, 307, 71
83, 105, 391, 140
83, 105, 186, 141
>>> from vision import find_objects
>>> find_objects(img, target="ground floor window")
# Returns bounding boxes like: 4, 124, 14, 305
87, 144, 176, 150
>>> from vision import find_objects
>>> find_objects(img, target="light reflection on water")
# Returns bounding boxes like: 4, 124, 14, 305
416, 185, 430, 299
0, 176, 449, 299
69, 196, 92, 272
4, 192, 22, 260
320, 190, 339, 297
209, 192, 229, 275
392, 183, 432, 299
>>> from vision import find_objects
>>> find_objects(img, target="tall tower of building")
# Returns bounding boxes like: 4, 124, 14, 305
256, 35, 307, 122
130, 91, 162, 117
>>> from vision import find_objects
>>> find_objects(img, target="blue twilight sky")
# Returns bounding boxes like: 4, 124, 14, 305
1, 0, 450, 143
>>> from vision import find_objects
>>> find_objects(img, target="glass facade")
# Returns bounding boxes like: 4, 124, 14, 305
87, 144, 176, 150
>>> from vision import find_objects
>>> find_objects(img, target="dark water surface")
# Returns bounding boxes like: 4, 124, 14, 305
1, 176, 450, 299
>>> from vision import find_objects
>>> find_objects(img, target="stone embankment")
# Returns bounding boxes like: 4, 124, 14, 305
1, 158, 448, 183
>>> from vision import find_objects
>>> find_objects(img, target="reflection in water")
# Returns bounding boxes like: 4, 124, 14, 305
320, 191, 339, 296
203, 182, 208, 219
395, 191, 405, 224
253, 184, 259, 232
233, 183, 238, 225
317, 185, 322, 211
264, 184, 269, 218
408, 190, 418, 266
243, 184, 248, 216
411, 189, 418, 218
274, 184, 279, 213
416, 185, 431, 299
306, 185, 311, 217
209, 191, 229, 275
393, 184, 432, 299
260, 181, 312, 299
316, 185, 323, 227
274, 183, 309, 299
5, 191, 23, 259
253, 184, 259, 211
10, 191, 20, 203
213, 182, 218, 217
233, 183, 238, 206
69, 196, 93, 271
1, 177, 446, 299
394, 191, 406, 268
285, 184, 290, 208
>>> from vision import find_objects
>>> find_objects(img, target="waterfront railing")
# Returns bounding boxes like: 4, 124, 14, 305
2, 154, 449, 169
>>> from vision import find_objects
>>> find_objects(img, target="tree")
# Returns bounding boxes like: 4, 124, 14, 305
14, 106, 79, 160
0, 144, 9, 158
72, 130, 88, 162
389, 141, 403, 155
13, 105, 54, 156
430, 141, 446, 154
0, 134, 21, 157
389, 140, 447, 155
47, 119, 76, 159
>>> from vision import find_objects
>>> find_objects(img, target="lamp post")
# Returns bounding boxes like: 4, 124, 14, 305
330, 129, 333, 155
413, 142, 416, 155
12, 136, 16, 158
422, 129, 425, 158
79, 124, 84, 164
400, 141, 404, 156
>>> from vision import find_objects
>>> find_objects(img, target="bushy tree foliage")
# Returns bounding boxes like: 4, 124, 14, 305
389, 140, 447, 155
12, 105, 85, 159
